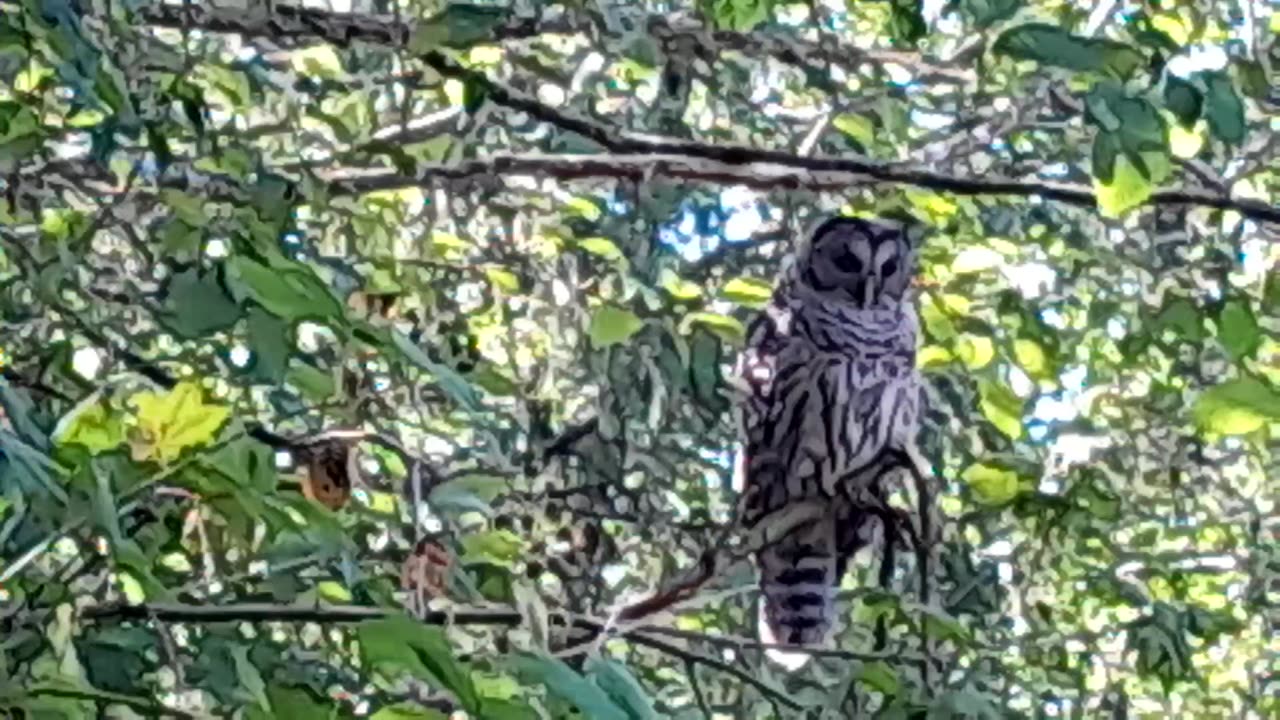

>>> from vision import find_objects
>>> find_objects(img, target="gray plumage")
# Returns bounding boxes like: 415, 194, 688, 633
733, 215, 920, 647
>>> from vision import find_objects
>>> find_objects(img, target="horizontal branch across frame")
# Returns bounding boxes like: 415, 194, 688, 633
122, 2, 1280, 225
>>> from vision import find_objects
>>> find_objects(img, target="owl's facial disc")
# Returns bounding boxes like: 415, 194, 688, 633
801, 217, 913, 306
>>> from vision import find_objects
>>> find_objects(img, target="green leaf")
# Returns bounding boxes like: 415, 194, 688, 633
1094, 154, 1153, 218
226, 256, 345, 325
460, 529, 524, 567
589, 306, 645, 348
249, 684, 335, 720
1154, 297, 1204, 341
286, 362, 336, 402
705, 0, 774, 32
577, 237, 626, 263
1192, 377, 1280, 436
391, 330, 483, 414
358, 614, 479, 712
510, 653, 629, 720
1218, 301, 1259, 361
409, 4, 509, 51
961, 463, 1021, 505
994, 23, 1145, 79
1013, 339, 1050, 380
128, 381, 231, 464
832, 113, 875, 147
951, 0, 1020, 28
857, 660, 901, 697
680, 312, 746, 344
52, 393, 123, 455
977, 379, 1023, 439
245, 307, 292, 383
1163, 76, 1203, 128
370, 703, 448, 720
719, 277, 774, 309
1202, 71, 1245, 145
427, 474, 508, 517
585, 657, 657, 720
887, 0, 927, 48
954, 334, 994, 369
160, 268, 243, 339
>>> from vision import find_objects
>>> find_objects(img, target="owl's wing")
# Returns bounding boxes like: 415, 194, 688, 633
733, 300, 803, 531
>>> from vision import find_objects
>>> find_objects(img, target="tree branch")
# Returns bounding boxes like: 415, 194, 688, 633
321, 153, 1280, 225
123, 1, 1280, 225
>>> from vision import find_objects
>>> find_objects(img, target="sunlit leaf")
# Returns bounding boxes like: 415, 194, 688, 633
719, 277, 773, 309
961, 463, 1021, 505
955, 334, 994, 369
589, 306, 644, 348
1192, 377, 1280, 436
978, 379, 1023, 439
52, 393, 123, 455
128, 381, 231, 463
1094, 154, 1153, 218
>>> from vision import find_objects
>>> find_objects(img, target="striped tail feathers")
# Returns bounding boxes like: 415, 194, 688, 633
757, 515, 840, 648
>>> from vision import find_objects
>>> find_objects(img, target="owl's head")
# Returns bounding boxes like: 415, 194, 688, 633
795, 215, 916, 307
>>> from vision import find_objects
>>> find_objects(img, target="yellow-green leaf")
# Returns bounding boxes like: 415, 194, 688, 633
962, 463, 1021, 505
1168, 122, 1204, 159
317, 581, 353, 603
955, 334, 994, 369
1014, 339, 1049, 379
659, 270, 702, 300
485, 267, 520, 293
978, 379, 1024, 439
53, 395, 124, 455
918, 345, 952, 369
461, 529, 525, 567
832, 113, 875, 147
1094, 154, 1153, 218
720, 277, 773, 309
290, 45, 344, 78
1193, 378, 1280, 436
588, 306, 644, 348
577, 237, 625, 263
680, 312, 746, 344
128, 381, 231, 463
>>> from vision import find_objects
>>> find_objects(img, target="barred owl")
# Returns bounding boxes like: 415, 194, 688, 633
734, 215, 920, 647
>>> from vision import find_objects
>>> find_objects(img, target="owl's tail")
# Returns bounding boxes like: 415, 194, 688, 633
756, 514, 840, 648
756, 500, 883, 655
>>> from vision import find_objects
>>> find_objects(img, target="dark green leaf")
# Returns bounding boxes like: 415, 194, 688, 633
510, 653, 629, 720
888, 0, 928, 48
585, 657, 657, 720
1202, 71, 1245, 145
159, 267, 243, 339
1218, 300, 1259, 361
226, 256, 345, 325
409, 4, 510, 51
949, 0, 1020, 28
1162, 76, 1202, 127
358, 614, 480, 712
994, 23, 1145, 79
245, 307, 292, 383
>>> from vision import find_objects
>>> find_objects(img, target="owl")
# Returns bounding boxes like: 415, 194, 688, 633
733, 215, 920, 648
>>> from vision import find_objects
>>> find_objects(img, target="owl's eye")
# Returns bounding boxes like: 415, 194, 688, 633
881, 259, 898, 277
832, 251, 863, 274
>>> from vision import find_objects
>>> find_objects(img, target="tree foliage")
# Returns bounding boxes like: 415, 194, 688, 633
1, 0, 1278, 717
